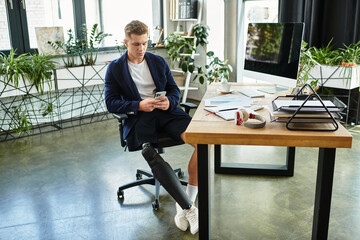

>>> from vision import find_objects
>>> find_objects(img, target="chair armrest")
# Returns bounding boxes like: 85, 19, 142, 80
112, 113, 128, 121
180, 102, 197, 114
112, 113, 128, 147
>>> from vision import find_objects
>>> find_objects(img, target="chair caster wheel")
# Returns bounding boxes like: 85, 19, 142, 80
152, 201, 159, 211
117, 190, 124, 199
136, 173, 142, 180
178, 171, 185, 178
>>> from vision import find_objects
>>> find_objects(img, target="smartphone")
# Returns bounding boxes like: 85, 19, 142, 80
154, 91, 166, 99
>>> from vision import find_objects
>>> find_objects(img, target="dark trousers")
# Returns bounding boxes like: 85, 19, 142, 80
126, 109, 191, 151
128, 110, 193, 210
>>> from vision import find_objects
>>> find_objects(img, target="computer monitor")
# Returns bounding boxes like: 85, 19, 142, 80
243, 22, 304, 93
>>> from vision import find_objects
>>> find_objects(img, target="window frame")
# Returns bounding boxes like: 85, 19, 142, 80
2, 0, 163, 55
5, 0, 31, 54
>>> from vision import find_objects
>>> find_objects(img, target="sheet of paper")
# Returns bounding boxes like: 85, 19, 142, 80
204, 94, 254, 107
273, 100, 335, 108
204, 102, 245, 113
204, 104, 254, 121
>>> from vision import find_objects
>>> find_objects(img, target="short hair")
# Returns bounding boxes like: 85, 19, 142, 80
124, 20, 148, 39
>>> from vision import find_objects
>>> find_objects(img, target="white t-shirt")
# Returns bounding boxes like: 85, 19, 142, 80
127, 59, 156, 99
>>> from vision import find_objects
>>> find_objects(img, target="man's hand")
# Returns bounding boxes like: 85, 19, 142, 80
138, 98, 159, 112
138, 96, 170, 112
154, 96, 170, 111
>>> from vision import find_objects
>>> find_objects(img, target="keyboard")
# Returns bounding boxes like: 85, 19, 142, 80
238, 89, 265, 98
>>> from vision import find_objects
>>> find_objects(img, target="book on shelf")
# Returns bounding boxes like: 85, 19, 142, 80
179, 0, 187, 19
170, 0, 198, 20
190, 0, 198, 19
170, 0, 179, 20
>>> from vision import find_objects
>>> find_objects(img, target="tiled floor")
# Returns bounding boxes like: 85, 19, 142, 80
1, 119, 360, 240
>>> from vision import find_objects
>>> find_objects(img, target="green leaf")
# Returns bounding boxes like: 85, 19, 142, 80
207, 51, 214, 57
188, 64, 195, 73
199, 76, 204, 84
182, 62, 188, 72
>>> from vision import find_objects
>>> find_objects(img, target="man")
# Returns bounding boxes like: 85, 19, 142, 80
105, 20, 199, 234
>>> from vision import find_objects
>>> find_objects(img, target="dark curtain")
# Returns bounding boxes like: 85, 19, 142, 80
279, 0, 360, 49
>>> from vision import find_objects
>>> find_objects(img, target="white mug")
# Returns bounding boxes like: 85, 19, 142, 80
221, 82, 231, 92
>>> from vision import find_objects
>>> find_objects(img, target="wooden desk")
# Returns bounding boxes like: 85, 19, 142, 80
184, 83, 352, 240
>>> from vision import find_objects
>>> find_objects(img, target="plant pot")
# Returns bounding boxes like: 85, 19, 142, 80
0, 75, 54, 98
308, 65, 360, 90
55, 64, 107, 90
220, 82, 231, 92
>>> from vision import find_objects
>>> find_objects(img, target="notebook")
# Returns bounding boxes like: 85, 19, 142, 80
204, 103, 254, 121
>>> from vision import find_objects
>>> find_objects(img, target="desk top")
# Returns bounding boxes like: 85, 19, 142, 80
184, 83, 352, 148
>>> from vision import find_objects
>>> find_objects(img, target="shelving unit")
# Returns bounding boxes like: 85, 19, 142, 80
165, 0, 203, 103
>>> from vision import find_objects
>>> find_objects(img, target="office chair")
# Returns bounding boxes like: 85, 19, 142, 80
114, 102, 197, 210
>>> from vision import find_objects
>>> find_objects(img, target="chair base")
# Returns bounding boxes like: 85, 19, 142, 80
117, 168, 188, 210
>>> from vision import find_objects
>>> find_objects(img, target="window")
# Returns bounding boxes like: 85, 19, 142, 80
1, 0, 75, 54
1, 0, 160, 54
97, 0, 154, 47
0, 0, 11, 51
84, 0, 100, 35
25, 0, 75, 49
207, 0, 225, 60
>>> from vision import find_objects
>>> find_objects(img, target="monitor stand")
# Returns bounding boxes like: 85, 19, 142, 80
258, 85, 289, 94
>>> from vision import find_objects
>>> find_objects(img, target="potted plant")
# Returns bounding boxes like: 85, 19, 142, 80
193, 24, 209, 47
48, 28, 78, 67
164, 33, 195, 69
0, 49, 28, 89
0, 49, 57, 134
164, 24, 210, 71
48, 24, 110, 67
186, 51, 233, 89
297, 41, 319, 89
23, 52, 57, 94
298, 39, 360, 90
166, 23, 232, 87
48, 23, 110, 90
81, 23, 111, 66
0, 49, 56, 95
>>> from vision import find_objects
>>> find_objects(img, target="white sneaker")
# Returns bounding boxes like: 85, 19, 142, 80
185, 205, 199, 235
174, 203, 189, 231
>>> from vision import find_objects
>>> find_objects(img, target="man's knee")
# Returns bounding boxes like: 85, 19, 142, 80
142, 142, 163, 168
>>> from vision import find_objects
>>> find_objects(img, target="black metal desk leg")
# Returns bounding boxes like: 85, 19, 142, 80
312, 148, 336, 240
286, 146, 295, 176
214, 144, 221, 173
198, 144, 210, 240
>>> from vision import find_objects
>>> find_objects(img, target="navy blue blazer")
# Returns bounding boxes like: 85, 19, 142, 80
105, 51, 188, 139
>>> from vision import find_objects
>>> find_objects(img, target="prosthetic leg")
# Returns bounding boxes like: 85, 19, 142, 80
142, 143, 192, 210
